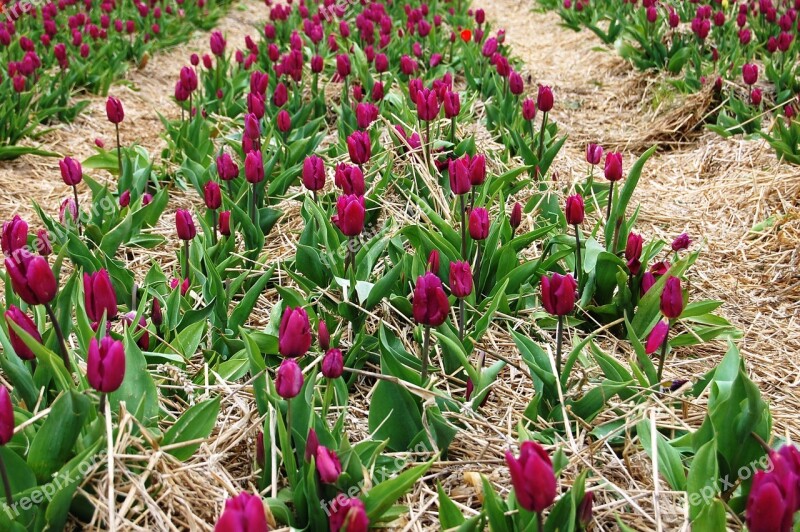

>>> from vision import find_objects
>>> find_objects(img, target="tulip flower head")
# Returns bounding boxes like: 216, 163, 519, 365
510, 202, 522, 232
604, 152, 623, 181
1, 215, 28, 257
329, 495, 368, 532
175, 210, 196, 241
87, 336, 126, 393
448, 157, 471, 195
505, 441, 557, 513
645, 320, 669, 355
84, 269, 118, 323
671, 233, 691, 252
105, 96, 125, 124
204, 182, 222, 210
315, 446, 342, 484
214, 492, 268, 532
746, 451, 798, 532
5, 305, 42, 360
412, 272, 450, 327
278, 306, 312, 358
334, 164, 366, 196
468, 208, 490, 240
586, 143, 603, 165
660, 276, 683, 319
347, 131, 371, 166
449, 261, 473, 298
302, 155, 326, 191
59, 157, 83, 186
565, 194, 585, 225
537, 85, 554, 113
216, 153, 239, 181
5, 251, 57, 306
540, 272, 576, 316
275, 358, 304, 399
742, 63, 758, 86
625, 233, 643, 275
322, 348, 344, 379
334, 195, 366, 237
0, 387, 13, 445
219, 211, 232, 236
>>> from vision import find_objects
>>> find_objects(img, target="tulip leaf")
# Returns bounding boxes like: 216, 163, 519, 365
367, 380, 424, 452
437, 482, 466, 528
365, 256, 406, 310
480, 475, 512, 532
162, 396, 221, 461
27, 390, 90, 483
173, 321, 206, 360
687, 440, 719, 521
362, 459, 433, 521
636, 419, 687, 491
0, 447, 36, 500
99, 210, 133, 256
228, 266, 275, 331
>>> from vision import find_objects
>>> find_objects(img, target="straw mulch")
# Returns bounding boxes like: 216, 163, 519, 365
0, 0, 798, 530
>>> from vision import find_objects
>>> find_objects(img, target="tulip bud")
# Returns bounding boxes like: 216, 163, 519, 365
119, 190, 131, 208
105, 96, 124, 124
317, 321, 331, 352
275, 358, 303, 399
355, 102, 379, 129
322, 348, 344, 379
2, 215, 28, 257
537, 85, 554, 113
316, 446, 342, 483
468, 154, 486, 186
412, 272, 450, 326
302, 155, 326, 192
175, 210, 196, 241
336, 54, 351, 77
244, 150, 264, 184
604, 152, 623, 181
84, 269, 118, 322
5, 251, 57, 306
151, 297, 163, 327
660, 276, 683, 319
746, 455, 797, 532
243, 113, 261, 140
509, 71, 524, 95
522, 98, 536, 121
87, 336, 126, 393
671, 233, 691, 252
209, 31, 226, 56
645, 319, 669, 355
449, 261, 473, 298
334, 195, 366, 236
578, 492, 594, 528
36, 230, 52, 257
742, 63, 758, 86
5, 305, 42, 360
751, 88, 763, 106
469, 208, 490, 240
216, 153, 239, 181
510, 202, 522, 232
278, 306, 312, 358
122, 311, 150, 350
565, 194, 584, 225
416, 88, 440, 121
346, 131, 371, 165
540, 272, 577, 316
650, 260, 670, 277
625, 233, 643, 275
443, 91, 460, 119
448, 158, 470, 195
276, 109, 292, 133
640, 271, 656, 296
375, 53, 389, 73
305, 428, 320, 462
272, 82, 288, 107
0, 387, 13, 446
310, 54, 323, 73
215, 492, 268, 532
219, 211, 232, 237
204, 182, 222, 210
334, 164, 365, 196
60, 197, 78, 226
586, 143, 603, 165
59, 156, 83, 186
505, 441, 557, 513
371, 81, 385, 102
329, 495, 369, 532
427, 249, 440, 273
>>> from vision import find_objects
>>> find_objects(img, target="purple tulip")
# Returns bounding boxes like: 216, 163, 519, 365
541, 272, 576, 316
84, 269, 118, 323
244, 150, 264, 184
302, 155, 326, 191
59, 157, 83, 186
214, 492, 268, 532
645, 320, 669, 355
278, 306, 312, 358
5, 251, 57, 306
87, 336, 126, 393
449, 261, 473, 298
660, 276, 683, 319
1, 215, 28, 257
322, 348, 344, 379
5, 305, 42, 360
316, 446, 342, 484
275, 358, 303, 399
565, 195, 584, 225
412, 272, 450, 327
0, 387, 13, 445
334, 195, 366, 236
329, 495, 368, 532
468, 208, 490, 240
175, 210, 196, 241
505, 441, 557, 513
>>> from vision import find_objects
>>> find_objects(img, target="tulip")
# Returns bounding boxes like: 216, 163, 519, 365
428, 249, 440, 274
243, 113, 261, 140
510, 202, 522, 233
36, 230, 51, 257
468, 208, 489, 240
276, 109, 291, 134
214, 492, 268, 532
641, 271, 656, 296
316, 446, 342, 484
59, 156, 82, 186
443, 91, 460, 119
87, 336, 126, 393
355, 103, 379, 130
751, 88, 762, 106
578, 492, 594, 529
275, 358, 303, 399
305, 429, 320, 462
625, 233, 643, 275
106, 96, 125, 176
318, 321, 330, 351
273, 82, 288, 107
6, 251, 56, 307
565, 194, 585, 283
603, 151, 623, 223
746, 458, 797, 532
122, 312, 150, 350
541, 272, 577, 377
450, 260, 472, 340
334, 164, 365, 196
0, 386, 12, 446
151, 297, 163, 329
244, 150, 264, 184
176, 210, 196, 241
5, 305, 42, 361
334, 194, 366, 238
216, 153, 239, 181
302, 155, 326, 195
278, 306, 312, 358
412, 272, 449, 379
743, 63, 758, 86
84, 269, 118, 323
171, 277, 190, 296
322, 348, 344, 379
119, 190, 131, 208
671, 233, 691, 252
1, 215, 28, 257
60, 197, 78, 227
329, 495, 368, 532
209, 31, 226, 56
204, 182, 222, 210
586, 143, 603, 166
645, 319, 669, 355
448, 158, 471, 196
536, 86, 554, 164
347, 131, 371, 166
509, 71, 524, 95
522, 98, 536, 123
505, 441, 557, 514
208, 198, 228, 232
468, 154, 487, 187
416, 88, 440, 121
660, 276, 683, 319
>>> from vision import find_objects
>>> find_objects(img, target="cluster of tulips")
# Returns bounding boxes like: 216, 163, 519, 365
552, 0, 800, 161
0, 0, 230, 147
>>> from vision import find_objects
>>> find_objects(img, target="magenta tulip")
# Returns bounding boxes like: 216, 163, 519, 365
278, 306, 311, 358
302, 155, 326, 192
0, 387, 13, 445
449, 261, 473, 298
214, 492, 268, 532
505, 441, 557, 513
322, 348, 344, 379
87, 336, 126, 393
316, 446, 342, 484
84, 269, 118, 323
660, 276, 683, 319
176, 210, 196, 240
469, 208, 489, 240
329, 495, 368, 532
5, 305, 41, 360
334, 195, 366, 237
275, 358, 303, 399
1, 215, 28, 257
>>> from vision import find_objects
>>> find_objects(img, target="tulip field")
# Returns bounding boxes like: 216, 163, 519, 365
0, 0, 799, 530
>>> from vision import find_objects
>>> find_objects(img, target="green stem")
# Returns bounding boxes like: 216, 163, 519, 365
322, 379, 335, 419
606, 181, 615, 224
421, 325, 431, 382
425, 121, 432, 173
537, 112, 549, 173
574, 224, 582, 287
458, 297, 465, 342
211, 210, 218, 246
555, 314, 564, 381
44, 303, 69, 372
115, 123, 122, 177
450, 116, 456, 147
656, 322, 671, 382
183, 240, 190, 281
72, 185, 82, 236
460, 194, 467, 261
474, 243, 482, 303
